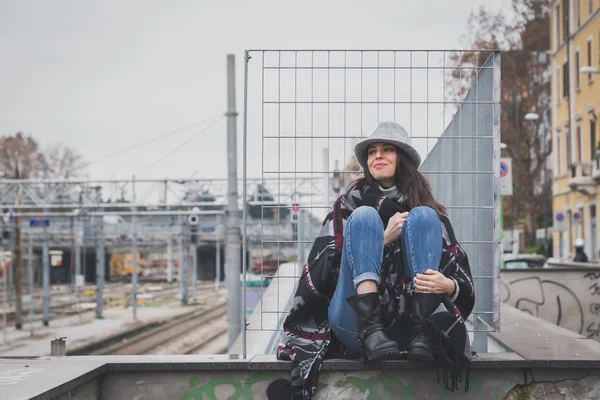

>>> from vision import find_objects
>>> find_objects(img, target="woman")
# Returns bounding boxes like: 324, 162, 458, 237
275, 122, 475, 399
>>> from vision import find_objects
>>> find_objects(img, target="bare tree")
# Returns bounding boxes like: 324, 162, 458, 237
44, 143, 85, 179
447, 0, 551, 246
0, 132, 45, 179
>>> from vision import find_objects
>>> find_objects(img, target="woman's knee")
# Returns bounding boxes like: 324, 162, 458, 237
406, 206, 440, 226
347, 206, 382, 227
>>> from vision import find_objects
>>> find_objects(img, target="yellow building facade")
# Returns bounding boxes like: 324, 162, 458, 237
551, 0, 600, 260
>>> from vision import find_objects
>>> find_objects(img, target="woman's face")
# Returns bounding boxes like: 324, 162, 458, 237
367, 142, 397, 188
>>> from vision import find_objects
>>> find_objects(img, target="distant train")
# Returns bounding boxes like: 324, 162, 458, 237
109, 252, 143, 278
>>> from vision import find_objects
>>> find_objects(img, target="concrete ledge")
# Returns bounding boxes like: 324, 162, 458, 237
3, 351, 600, 399
490, 303, 600, 369
4, 305, 600, 399
248, 352, 527, 371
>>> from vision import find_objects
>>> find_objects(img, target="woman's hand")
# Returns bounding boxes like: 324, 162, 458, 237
384, 211, 408, 245
413, 269, 455, 295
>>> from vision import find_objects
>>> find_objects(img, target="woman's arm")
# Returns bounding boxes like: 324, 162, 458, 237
439, 216, 475, 320
442, 241, 475, 319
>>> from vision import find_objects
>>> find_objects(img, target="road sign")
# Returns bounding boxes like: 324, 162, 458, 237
29, 219, 49, 227
75, 274, 85, 287
500, 158, 513, 196
201, 226, 215, 233
573, 211, 582, 225
554, 212, 567, 232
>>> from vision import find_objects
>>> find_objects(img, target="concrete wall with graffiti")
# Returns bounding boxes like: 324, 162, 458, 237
74, 369, 600, 400
500, 267, 600, 340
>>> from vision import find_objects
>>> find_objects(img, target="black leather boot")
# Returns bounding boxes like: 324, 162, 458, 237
346, 293, 402, 362
407, 292, 443, 361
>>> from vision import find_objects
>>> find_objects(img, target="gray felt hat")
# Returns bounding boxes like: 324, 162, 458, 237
354, 122, 421, 170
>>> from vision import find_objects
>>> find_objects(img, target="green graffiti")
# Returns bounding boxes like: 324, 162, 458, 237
181, 376, 242, 400
181, 373, 516, 400
181, 374, 281, 400
244, 374, 284, 399
336, 376, 411, 400
335, 376, 368, 392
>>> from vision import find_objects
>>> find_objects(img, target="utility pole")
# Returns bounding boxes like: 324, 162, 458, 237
167, 240, 173, 283
96, 216, 104, 319
27, 230, 33, 336
14, 190, 23, 330
182, 225, 189, 306
131, 176, 138, 320
192, 241, 198, 301
42, 220, 49, 326
215, 214, 221, 291
42, 176, 49, 327
225, 54, 241, 348
14, 216, 23, 329
178, 215, 184, 299
74, 213, 82, 306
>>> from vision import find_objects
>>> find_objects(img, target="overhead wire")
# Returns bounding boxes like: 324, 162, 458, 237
76, 113, 224, 171
137, 116, 226, 177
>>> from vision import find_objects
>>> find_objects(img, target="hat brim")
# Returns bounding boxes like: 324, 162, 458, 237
354, 138, 421, 171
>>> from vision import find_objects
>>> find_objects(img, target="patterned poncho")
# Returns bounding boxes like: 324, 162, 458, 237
276, 184, 475, 399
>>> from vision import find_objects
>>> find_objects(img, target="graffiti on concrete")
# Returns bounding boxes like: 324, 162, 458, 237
180, 373, 516, 399
181, 374, 280, 400
584, 273, 600, 338
501, 270, 600, 341
501, 276, 584, 334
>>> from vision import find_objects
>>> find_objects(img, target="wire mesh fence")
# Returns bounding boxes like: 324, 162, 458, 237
242, 49, 501, 353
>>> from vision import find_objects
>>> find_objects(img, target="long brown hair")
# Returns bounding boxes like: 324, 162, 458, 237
345, 147, 446, 216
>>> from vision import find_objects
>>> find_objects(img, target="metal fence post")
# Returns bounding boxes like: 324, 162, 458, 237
182, 232, 189, 305
28, 231, 33, 337
216, 215, 221, 291
96, 217, 104, 319
42, 222, 49, 327
225, 53, 241, 349
131, 213, 138, 320
167, 240, 173, 283
178, 216, 184, 297
192, 242, 198, 301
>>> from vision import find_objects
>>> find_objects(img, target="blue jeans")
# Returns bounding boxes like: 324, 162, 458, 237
328, 206, 442, 354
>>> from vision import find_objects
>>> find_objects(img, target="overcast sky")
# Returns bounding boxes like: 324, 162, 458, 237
0, 0, 509, 185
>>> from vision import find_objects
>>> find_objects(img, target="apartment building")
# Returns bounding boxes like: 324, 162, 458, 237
551, 0, 600, 260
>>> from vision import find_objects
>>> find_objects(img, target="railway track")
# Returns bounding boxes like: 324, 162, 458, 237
1, 283, 220, 328
95, 301, 228, 355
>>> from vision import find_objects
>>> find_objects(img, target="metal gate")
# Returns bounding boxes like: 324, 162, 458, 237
241, 49, 501, 356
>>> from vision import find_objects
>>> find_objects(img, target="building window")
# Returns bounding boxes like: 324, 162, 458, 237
556, 66, 561, 105
588, 39, 594, 82
580, 208, 585, 239
592, 118, 598, 162
567, 210, 572, 250
590, 0, 594, 15
576, 50, 581, 90
563, 60, 570, 98
564, 0, 570, 41
577, 0, 581, 27
557, 130, 562, 175
556, 5, 561, 47
566, 126, 572, 170
576, 120, 582, 161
